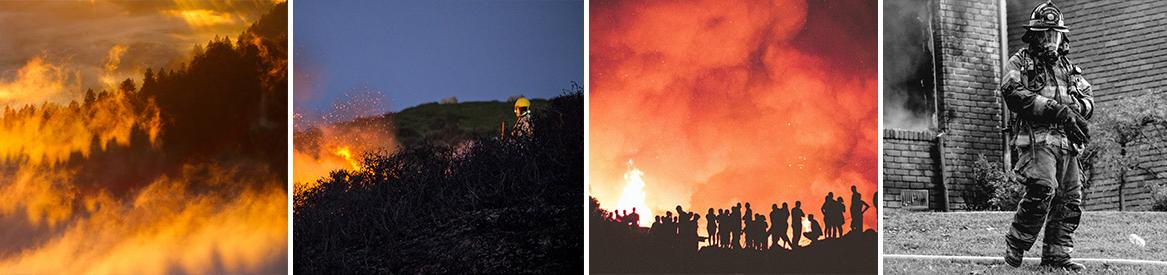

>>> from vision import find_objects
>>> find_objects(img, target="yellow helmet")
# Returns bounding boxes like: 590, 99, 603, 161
514, 97, 530, 116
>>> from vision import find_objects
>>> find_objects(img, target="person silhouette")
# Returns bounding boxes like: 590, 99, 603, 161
743, 215, 754, 249
744, 203, 754, 248
719, 209, 731, 248
805, 214, 823, 245
689, 213, 701, 251
757, 214, 768, 250
731, 203, 743, 249
629, 208, 640, 227
791, 201, 805, 250
706, 208, 717, 248
834, 197, 846, 238
822, 192, 836, 238
773, 202, 791, 250
746, 215, 756, 250
651, 216, 662, 236
850, 185, 870, 235
768, 204, 780, 249
664, 211, 675, 240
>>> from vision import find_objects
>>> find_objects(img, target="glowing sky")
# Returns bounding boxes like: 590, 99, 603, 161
0, 0, 277, 107
589, 0, 878, 230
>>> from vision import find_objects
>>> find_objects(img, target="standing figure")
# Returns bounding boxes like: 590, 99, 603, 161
511, 97, 533, 138
772, 203, 791, 250
790, 201, 804, 250
999, 3, 1093, 271
849, 185, 870, 235
719, 209, 731, 248
731, 203, 743, 249
756, 214, 768, 250
822, 193, 836, 238
834, 197, 846, 238
706, 208, 717, 248
628, 208, 640, 227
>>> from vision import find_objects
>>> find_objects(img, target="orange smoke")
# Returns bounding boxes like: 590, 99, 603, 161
0, 59, 161, 166
293, 87, 396, 196
0, 164, 287, 274
100, 44, 130, 88
589, 0, 878, 230
0, 89, 283, 273
0, 56, 81, 108
292, 119, 397, 196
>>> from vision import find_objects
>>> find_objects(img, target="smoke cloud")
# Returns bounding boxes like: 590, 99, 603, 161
590, 0, 878, 230
0, 1, 287, 273
882, 0, 936, 131
293, 87, 398, 195
0, 0, 275, 99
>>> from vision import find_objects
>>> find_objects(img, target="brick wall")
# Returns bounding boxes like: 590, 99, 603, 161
882, 129, 941, 209
1007, 0, 1167, 210
882, 0, 1005, 211
933, 0, 1007, 210
884, 0, 1166, 211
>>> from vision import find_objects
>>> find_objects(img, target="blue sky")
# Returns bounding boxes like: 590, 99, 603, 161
294, 0, 583, 115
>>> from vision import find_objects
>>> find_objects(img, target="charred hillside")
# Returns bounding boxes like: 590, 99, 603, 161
294, 89, 582, 274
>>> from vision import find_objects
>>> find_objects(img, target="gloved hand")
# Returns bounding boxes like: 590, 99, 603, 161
1053, 104, 1090, 145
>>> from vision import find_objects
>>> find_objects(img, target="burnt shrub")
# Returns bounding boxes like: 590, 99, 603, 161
294, 88, 582, 274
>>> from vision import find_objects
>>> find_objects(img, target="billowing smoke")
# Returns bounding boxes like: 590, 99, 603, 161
883, 0, 936, 131
0, 1, 287, 273
0, 0, 276, 93
0, 57, 82, 109
590, 0, 878, 230
0, 164, 286, 274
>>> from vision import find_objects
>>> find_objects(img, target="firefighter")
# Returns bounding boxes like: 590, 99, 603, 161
1000, 1, 1093, 272
512, 97, 533, 138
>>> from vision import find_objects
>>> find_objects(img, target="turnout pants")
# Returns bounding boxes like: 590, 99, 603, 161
1006, 145, 1083, 264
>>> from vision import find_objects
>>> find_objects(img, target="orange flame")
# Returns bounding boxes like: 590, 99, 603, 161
615, 160, 652, 227
334, 145, 361, 171
292, 121, 397, 197
589, 0, 878, 230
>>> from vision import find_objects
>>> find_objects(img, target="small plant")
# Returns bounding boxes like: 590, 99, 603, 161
1152, 183, 1167, 212
965, 154, 1023, 211
1080, 91, 1167, 211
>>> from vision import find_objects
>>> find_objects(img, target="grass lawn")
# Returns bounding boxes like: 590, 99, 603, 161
884, 210, 1167, 273
885, 258, 1167, 274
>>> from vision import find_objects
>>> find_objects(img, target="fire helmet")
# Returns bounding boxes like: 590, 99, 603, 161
1024, 0, 1068, 33
514, 97, 531, 116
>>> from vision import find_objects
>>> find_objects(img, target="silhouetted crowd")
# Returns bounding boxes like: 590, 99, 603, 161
603, 185, 873, 252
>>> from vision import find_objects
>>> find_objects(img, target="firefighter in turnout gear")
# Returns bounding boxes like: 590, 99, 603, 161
512, 97, 533, 138
1000, 1, 1093, 272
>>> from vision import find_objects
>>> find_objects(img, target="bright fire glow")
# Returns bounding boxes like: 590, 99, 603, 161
0, 2, 286, 272
589, 0, 878, 231
334, 145, 361, 171
614, 160, 652, 227
292, 88, 396, 197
